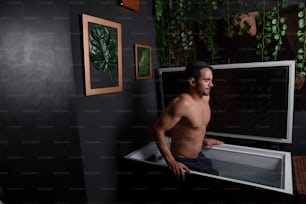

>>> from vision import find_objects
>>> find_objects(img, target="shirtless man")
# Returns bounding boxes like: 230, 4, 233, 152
152, 61, 224, 181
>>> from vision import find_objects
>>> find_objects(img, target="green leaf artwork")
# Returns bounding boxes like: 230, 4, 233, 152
138, 48, 150, 76
89, 24, 118, 80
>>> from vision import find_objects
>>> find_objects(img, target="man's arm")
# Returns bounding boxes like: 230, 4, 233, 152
152, 97, 190, 180
152, 105, 180, 166
152, 122, 175, 165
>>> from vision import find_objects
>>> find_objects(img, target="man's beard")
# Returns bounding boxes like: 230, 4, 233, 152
199, 88, 210, 96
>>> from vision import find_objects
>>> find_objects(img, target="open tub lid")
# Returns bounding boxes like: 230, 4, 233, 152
158, 60, 295, 144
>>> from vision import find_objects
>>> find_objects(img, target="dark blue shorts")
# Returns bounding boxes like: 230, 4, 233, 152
175, 152, 219, 175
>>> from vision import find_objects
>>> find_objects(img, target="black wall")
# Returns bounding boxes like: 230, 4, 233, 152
0, 0, 158, 203
0, 1, 86, 203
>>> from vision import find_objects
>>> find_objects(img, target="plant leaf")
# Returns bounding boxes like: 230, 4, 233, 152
89, 25, 118, 79
138, 49, 150, 76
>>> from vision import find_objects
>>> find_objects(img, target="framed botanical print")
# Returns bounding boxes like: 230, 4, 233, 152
82, 14, 122, 96
134, 44, 152, 80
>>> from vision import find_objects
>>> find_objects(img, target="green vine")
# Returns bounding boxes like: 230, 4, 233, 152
296, 2, 306, 77
154, 0, 306, 77
198, 0, 221, 64
223, 0, 233, 38
255, 0, 288, 61
154, 0, 193, 67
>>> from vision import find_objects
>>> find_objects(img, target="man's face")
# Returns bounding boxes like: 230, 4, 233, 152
196, 68, 214, 96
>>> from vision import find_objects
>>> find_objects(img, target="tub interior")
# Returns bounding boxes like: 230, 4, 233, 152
125, 142, 167, 166
202, 147, 283, 189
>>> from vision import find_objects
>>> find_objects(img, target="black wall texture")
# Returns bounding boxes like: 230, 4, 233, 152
0, 1, 87, 203
0, 0, 158, 203
0, 0, 305, 204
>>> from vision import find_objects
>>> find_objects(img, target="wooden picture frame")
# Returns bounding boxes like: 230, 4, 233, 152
82, 14, 122, 96
134, 44, 152, 80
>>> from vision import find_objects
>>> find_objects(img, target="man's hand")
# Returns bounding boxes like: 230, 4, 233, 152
204, 138, 224, 147
168, 160, 190, 182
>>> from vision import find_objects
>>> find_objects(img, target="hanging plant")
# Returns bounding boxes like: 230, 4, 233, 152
154, 0, 170, 66
173, 0, 194, 65
154, 0, 193, 67
255, 0, 288, 61
296, 2, 306, 78
198, 0, 221, 64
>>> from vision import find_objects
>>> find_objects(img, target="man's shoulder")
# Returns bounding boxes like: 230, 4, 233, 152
170, 93, 193, 107
174, 93, 192, 102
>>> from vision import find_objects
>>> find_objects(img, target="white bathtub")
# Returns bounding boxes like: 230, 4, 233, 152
124, 140, 293, 196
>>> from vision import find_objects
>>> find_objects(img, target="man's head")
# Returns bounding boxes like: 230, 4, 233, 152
184, 61, 213, 81
184, 61, 214, 96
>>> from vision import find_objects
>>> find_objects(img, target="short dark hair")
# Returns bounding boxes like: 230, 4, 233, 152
184, 61, 213, 81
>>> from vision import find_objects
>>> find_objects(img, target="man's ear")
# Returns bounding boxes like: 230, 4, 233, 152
188, 77, 195, 86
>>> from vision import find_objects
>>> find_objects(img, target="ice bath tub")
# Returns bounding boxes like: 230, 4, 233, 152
124, 140, 293, 195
